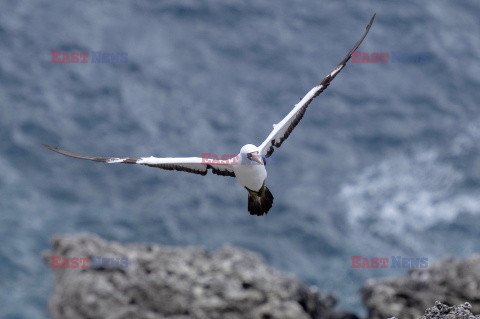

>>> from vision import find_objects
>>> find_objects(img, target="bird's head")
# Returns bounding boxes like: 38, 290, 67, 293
240, 144, 264, 166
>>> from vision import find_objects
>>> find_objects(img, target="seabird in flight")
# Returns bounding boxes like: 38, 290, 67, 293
43, 14, 375, 216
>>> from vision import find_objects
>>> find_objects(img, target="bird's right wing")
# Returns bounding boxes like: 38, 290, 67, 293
43, 144, 236, 177
258, 14, 375, 158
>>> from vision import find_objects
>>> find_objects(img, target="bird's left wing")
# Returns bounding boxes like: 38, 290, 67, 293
258, 14, 375, 158
42, 144, 236, 177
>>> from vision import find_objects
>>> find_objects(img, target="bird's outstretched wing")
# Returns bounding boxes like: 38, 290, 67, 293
42, 144, 236, 177
258, 14, 376, 158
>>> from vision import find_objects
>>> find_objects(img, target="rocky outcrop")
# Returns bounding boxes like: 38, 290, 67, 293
387, 301, 479, 319
418, 301, 480, 319
43, 233, 354, 319
361, 255, 480, 319
43, 234, 480, 319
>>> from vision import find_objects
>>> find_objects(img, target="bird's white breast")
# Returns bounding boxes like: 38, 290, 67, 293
233, 157, 267, 191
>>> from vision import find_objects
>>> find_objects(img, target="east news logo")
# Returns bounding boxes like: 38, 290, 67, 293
51, 256, 128, 269
351, 51, 430, 64
351, 256, 428, 268
51, 51, 128, 63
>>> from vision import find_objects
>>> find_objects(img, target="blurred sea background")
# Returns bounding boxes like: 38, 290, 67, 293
1, 0, 480, 318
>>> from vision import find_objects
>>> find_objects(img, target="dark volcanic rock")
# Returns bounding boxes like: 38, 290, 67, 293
361, 256, 480, 319
419, 301, 480, 319
43, 233, 353, 319
390, 301, 480, 319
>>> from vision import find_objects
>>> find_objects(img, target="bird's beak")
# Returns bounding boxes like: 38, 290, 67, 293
252, 154, 264, 166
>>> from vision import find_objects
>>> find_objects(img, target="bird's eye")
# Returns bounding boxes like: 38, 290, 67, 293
246, 153, 252, 160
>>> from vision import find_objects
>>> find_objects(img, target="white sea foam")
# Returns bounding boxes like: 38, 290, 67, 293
340, 147, 480, 235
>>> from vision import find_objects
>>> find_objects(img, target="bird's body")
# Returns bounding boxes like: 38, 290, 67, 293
43, 15, 376, 216
233, 160, 266, 192
233, 144, 267, 192
233, 144, 272, 215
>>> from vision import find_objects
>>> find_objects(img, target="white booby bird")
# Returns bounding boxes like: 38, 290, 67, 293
44, 14, 375, 216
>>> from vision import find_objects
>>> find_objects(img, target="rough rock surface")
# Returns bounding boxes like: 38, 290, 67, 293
362, 255, 480, 319
389, 301, 480, 319
418, 301, 480, 319
43, 233, 354, 319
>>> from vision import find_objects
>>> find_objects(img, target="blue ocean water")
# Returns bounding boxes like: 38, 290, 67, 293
1, 0, 480, 318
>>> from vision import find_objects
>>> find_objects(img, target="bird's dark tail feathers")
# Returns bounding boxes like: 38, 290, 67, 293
247, 184, 274, 216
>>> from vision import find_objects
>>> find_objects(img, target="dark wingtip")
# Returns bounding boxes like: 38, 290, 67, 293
42, 144, 56, 151
367, 13, 376, 30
